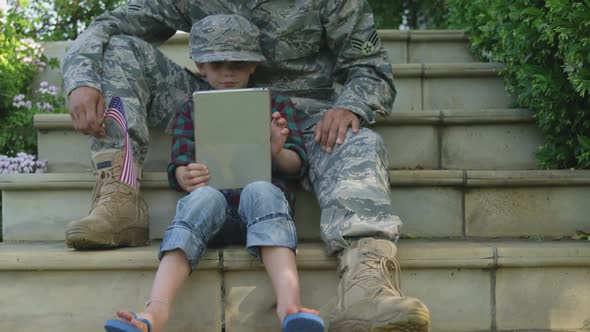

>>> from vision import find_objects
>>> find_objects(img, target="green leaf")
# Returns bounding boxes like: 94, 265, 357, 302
571, 230, 590, 240
578, 135, 590, 150
520, 7, 543, 18
399, 233, 419, 240
528, 234, 545, 241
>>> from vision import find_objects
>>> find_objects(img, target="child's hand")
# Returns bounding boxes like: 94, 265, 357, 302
270, 111, 289, 159
175, 163, 209, 192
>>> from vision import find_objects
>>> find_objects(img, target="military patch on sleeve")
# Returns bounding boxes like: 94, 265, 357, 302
351, 30, 381, 56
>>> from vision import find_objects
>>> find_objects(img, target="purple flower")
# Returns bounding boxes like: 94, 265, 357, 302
12, 94, 32, 109
36, 102, 54, 112
0, 153, 48, 174
48, 86, 59, 96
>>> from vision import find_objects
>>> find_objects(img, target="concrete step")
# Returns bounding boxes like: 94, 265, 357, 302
162, 30, 476, 67
380, 30, 474, 64
2, 170, 590, 242
37, 49, 513, 112
35, 109, 540, 173
37, 30, 475, 90
1, 240, 589, 332
392, 62, 514, 111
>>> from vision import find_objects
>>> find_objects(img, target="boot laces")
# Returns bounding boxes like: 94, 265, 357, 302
90, 170, 107, 207
90, 167, 127, 209
356, 251, 403, 297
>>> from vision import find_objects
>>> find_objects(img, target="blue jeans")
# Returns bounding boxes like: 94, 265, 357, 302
159, 181, 298, 271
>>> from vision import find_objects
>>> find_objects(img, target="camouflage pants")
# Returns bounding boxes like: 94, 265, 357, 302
95, 35, 205, 161
303, 128, 400, 255
96, 35, 401, 255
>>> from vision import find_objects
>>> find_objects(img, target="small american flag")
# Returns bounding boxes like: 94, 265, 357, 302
104, 97, 137, 189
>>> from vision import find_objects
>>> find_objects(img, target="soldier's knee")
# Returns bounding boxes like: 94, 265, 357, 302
104, 35, 152, 58
107, 35, 142, 48
342, 127, 385, 151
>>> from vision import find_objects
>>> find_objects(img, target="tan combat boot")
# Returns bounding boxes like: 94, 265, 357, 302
328, 238, 430, 332
65, 150, 149, 249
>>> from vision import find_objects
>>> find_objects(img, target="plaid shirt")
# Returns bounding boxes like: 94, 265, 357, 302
168, 93, 308, 210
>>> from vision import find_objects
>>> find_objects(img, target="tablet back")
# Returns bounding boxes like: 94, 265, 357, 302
193, 88, 271, 190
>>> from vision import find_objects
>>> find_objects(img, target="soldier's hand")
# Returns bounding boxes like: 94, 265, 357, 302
175, 163, 210, 192
68, 86, 106, 137
314, 108, 360, 152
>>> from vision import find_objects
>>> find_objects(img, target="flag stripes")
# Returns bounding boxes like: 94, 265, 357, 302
104, 97, 137, 188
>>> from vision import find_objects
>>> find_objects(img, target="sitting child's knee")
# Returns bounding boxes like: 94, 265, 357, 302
183, 186, 226, 207
242, 181, 275, 195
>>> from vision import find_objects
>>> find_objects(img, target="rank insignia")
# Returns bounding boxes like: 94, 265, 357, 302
351, 30, 381, 56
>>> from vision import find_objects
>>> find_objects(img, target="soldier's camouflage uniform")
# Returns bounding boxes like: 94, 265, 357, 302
62, 0, 402, 256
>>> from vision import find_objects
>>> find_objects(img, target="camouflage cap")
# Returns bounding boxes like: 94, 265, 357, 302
190, 14, 265, 63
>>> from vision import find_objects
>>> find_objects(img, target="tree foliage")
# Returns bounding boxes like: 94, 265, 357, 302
448, 0, 590, 169
8, 0, 124, 40
1, 9, 44, 154
369, 0, 449, 29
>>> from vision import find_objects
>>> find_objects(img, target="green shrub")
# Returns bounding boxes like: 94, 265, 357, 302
0, 9, 37, 114
369, 0, 448, 29
1, 10, 46, 155
1, 1, 123, 156
448, 0, 590, 169
0, 9, 67, 155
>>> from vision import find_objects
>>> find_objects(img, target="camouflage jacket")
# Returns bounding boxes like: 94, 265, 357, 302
62, 0, 396, 128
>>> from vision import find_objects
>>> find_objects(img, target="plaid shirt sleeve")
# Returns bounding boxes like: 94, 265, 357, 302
167, 95, 306, 211
272, 94, 308, 180
167, 100, 195, 192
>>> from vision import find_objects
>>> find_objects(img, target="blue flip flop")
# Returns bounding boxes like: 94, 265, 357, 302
104, 311, 152, 332
283, 312, 325, 332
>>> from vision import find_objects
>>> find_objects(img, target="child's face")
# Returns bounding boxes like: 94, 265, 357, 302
197, 61, 257, 90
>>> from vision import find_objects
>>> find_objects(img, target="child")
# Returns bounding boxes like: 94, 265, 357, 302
104, 14, 324, 332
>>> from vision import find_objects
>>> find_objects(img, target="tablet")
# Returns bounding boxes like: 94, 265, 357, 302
193, 88, 271, 190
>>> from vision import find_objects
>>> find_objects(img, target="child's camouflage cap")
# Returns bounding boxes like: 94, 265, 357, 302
190, 14, 265, 63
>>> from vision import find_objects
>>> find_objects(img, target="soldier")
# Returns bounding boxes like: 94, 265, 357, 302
62, 1, 431, 331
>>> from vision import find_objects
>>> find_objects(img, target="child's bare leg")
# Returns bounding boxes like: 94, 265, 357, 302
111, 187, 227, 332
260, 246, 319, 323
116, 249, 191, 332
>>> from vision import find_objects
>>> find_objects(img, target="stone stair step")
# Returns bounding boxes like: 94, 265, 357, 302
1, 240, 589, 332
379, 30, 475, 64
35, 109, 540, 173
393, 63, 514, 111
162, 30, 476, 67
38, 59, 514, 112
0, 241, 221, 332
36, 27, 514, 109
37, 30, 475, 91
2, 170, 590, 242
378, 108, 541, 170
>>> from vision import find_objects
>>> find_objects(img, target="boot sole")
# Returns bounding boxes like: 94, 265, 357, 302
329, 317, 429, 332
66, 228, 149, 250
371, 320, 429, 332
